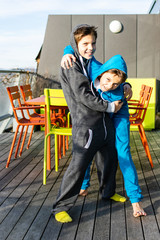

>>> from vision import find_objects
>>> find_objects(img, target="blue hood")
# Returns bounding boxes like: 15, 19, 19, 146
89, 55, 128, 109
90, 54, 127, 84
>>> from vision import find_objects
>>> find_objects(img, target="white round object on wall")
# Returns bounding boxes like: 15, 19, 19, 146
109, 20, 122, 33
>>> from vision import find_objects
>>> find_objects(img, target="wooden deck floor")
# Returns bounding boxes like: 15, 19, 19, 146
0, 130, 160, 240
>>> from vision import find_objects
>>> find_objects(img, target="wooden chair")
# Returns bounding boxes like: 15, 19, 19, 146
6, 86, 45, 167
129, 85, 153, 168
43, 88, 72, 185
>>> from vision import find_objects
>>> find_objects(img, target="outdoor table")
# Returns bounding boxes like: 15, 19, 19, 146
25, 95, 68, 170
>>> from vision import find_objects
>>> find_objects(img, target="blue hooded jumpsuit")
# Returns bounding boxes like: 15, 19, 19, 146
64, 46, 143, 203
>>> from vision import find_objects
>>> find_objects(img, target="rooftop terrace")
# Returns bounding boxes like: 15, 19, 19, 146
0, 130, 160, 240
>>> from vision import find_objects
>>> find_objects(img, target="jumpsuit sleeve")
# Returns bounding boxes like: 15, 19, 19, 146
63, 45, 75, 56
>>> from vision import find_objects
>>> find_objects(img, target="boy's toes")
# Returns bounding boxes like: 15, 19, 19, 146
133, 210, 147, 218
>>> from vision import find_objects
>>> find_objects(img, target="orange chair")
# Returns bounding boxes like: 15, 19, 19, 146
20, 85, 69, 161
20, 85, 64, 151
20, 85, 67, 125
6, 86, 47, 167
19, 84, 45, 149
129, 85, 153, 168
128, 84, 146, 118
20, 84, 44, 119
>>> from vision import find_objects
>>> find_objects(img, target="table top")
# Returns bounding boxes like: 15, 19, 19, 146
25, 95, 68, 110
25, 96, 45, 106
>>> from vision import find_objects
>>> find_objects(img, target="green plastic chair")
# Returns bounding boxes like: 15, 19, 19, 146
43, 88, 72, 185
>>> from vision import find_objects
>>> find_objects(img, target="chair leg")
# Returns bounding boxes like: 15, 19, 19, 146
138, 125, 153, 168
63, 135, 66, 156
14, 126, 24, 158
55, 134, 59, 172
43, 134, 48, 185
66, 136, 69, 150
6, 125, 20, 168
19, 126, 28, 156
138, 125, 145, 148
27, 125, 34, 149
58, 135, 62, 159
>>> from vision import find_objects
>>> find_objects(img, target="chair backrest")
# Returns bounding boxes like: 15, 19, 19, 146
7, 86, 25, 122
130, 85, 153, 123
141, 85, 153, 109
20, 84, 33, 102
20, 84, 37, 116
46, 89, 67, 106
44, 88, 67, 130
129, 84, 147, 119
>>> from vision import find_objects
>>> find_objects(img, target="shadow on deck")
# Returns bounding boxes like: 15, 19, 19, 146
0, 130, 160, 240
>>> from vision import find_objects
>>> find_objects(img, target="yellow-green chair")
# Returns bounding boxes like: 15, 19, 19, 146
43, 88, 72, 185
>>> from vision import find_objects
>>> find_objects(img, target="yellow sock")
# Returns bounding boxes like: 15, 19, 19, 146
110, 193, 126, 202
55, 211, 72, 223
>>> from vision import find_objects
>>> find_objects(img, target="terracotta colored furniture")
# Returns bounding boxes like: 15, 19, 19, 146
129, 85, 153, 168
6, 86, 45, 167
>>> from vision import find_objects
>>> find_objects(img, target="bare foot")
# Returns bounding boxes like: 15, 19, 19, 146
132, 202, 147, 217
79, 189, 88, 196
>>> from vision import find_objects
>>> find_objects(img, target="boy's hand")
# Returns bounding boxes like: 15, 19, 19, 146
123, 84, 133, 101
114, 100, 123, 113
61, 54, 76, 69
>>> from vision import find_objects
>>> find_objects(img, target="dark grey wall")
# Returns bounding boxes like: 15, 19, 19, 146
38, 14, 160, 82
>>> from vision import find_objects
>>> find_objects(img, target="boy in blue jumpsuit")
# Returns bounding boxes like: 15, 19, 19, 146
63, 49, 147, 217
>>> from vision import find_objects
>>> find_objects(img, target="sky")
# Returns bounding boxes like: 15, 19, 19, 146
0, 0, 154, 70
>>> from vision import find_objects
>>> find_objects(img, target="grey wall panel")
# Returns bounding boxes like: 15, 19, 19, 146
38, 15, 71, 81
71, 15, 104, 63
105, 15, 137, 77
137, 15, 160, 79
38, 14, 160, 83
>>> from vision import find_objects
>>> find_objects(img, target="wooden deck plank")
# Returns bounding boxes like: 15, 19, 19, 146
92, 193, 111, 240
56, 165, 97, 240
4, 140, 69, 240
21, 150, 72, 240
125, 132, 145, 240
0, 131, 44, 172
132, 131, 160, 239
110, 170, 127, 240
0, 130, 160, 240
75, 165, 99, 240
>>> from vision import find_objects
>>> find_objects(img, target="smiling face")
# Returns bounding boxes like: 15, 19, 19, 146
100, 72, 122, 92
77, 35, 96, 59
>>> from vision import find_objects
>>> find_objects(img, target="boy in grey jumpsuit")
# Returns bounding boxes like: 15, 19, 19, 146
52, 24, 124, 223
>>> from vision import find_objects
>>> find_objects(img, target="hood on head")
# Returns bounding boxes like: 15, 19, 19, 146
70, 24, 91, 57
91, 54, 128, 84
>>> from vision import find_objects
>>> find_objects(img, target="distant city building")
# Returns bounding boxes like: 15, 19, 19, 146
149, 0, 160, 14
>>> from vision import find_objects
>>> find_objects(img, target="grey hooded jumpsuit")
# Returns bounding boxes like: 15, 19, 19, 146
52, 24, 118, 214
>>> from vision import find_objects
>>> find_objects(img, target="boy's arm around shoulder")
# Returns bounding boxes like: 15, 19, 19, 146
62, 45, 76, 69
63, 45, 74, 55
60, 61, 110, 113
